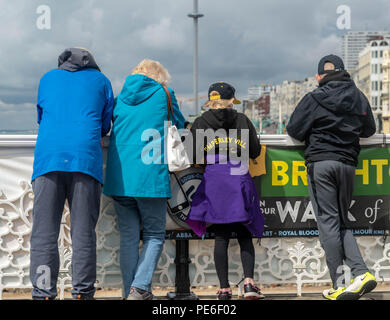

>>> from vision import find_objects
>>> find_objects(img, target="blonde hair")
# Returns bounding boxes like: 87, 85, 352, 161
203, 91, 234, 109
132, 59, 171, 86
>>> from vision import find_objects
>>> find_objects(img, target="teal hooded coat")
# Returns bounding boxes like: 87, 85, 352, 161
103, 74, 185, 198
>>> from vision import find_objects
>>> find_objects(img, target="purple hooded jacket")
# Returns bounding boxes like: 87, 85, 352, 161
186, 108, 265, 238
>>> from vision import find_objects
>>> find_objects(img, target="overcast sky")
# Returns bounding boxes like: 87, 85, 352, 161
0, 0, 389, 131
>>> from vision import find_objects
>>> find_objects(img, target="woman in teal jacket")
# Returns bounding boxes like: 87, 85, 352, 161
104, 59, 185, 300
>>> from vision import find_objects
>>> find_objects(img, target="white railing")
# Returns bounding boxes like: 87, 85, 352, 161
0, 134, 389, 299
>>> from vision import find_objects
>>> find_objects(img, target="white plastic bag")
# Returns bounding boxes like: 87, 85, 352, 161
163, 85, 191, 172
167, 123, 191, 171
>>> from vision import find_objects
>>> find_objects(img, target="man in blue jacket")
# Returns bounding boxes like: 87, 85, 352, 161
287, 55, 377, 300
30, 47, 114, 300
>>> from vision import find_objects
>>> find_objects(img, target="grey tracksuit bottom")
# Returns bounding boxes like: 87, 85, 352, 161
30, 171, 101, 299
306, 160, 369, 289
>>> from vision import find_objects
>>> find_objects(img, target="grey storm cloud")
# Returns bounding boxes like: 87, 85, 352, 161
0, 0, 389, 130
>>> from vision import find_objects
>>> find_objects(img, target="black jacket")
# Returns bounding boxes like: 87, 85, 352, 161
190, 108, 261, 164
286, 71, 376, 167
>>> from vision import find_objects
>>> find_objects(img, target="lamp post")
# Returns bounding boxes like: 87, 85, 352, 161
188, 0, 204, 116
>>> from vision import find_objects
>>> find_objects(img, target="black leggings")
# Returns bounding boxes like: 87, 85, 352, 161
212, 223, 255, 288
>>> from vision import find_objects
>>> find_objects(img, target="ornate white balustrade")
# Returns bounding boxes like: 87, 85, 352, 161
0, 134, 389, 299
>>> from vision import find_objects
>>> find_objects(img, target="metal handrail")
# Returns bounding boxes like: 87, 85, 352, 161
0, 134, 388, 147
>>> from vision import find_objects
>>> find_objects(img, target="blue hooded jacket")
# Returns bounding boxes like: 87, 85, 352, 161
103, 74, 185, 198
32, 50, 114, 184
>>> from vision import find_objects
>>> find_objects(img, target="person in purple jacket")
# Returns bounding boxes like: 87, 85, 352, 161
186, 82, 265, 300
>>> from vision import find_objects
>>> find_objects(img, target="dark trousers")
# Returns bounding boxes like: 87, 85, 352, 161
30, 171, 101, 299
213, 223, 255, 288
307, 160, 368, 289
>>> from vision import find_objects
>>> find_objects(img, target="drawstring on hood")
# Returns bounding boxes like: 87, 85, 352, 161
58, 47, 101, 72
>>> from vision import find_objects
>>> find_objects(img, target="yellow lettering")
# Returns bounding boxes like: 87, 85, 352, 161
272, 161, 289, 186
292, 161, 307, 186
371, 159, 388, 184
355, 160, 369, 185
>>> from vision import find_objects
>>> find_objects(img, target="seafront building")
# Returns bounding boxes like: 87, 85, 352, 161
353, 37, 390, 132
382, 50, 390, 133
242, 78, 316, 134
342, 31, 389, 73
243, 31, 390, 134
242, 84, 272, 133
269, 77, 316, 126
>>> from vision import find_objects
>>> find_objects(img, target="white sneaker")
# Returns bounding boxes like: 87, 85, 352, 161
342, 272, 377, 300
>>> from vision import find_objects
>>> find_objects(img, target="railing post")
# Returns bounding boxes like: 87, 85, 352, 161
167, 239, 198, 300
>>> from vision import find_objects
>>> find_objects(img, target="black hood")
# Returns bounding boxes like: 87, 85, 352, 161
311, 71, 368, 116
201, 108, 238, 130
58, 47, 100, 72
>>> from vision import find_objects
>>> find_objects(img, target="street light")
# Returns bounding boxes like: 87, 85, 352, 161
188, 0, 204, 116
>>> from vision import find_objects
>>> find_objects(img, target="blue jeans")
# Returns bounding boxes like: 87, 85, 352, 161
112, 196, 167, 297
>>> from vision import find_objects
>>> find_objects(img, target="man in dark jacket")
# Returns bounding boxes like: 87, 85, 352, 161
287, 55, 377, 300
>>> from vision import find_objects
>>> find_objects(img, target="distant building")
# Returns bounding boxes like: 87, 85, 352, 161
257, 93, 270, 116
270, 80, 299, 121
269, 77, 316, 122
342, 31, 389, 73
382, 50, 390, 133
243, 84, 272, 131
353, 37, 390, 132
244, 78, 316, 133
247, 84, 272, 100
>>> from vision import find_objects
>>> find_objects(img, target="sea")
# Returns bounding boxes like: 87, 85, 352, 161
0, 129, 38, 135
